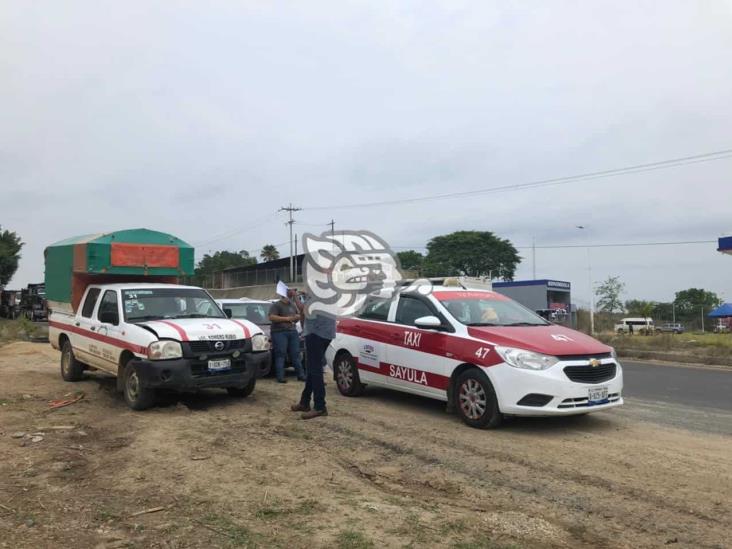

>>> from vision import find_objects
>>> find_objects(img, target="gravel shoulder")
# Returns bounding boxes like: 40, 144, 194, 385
1, 341, 730, 548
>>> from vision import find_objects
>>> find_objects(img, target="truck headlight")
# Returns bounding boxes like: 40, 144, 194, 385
251, 333, 269, 352
494, 346, 558, 371
148, 340, 183, 360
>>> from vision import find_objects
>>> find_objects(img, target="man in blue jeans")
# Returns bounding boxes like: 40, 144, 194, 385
268, 286, 306, 383
291, 304, 336, 419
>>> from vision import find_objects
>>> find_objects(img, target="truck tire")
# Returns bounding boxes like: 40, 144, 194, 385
454, 369, 502, 429
60, 340, 84, 382
123, 362, 156, 411
334, 352, 365, 397
227, 377, 256, 398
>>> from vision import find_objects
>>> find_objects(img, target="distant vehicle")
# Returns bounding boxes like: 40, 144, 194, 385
655, 322, 685, 334
0, 290, 22, 319
615, 317, 654, 335
215, 298, 305, 377
20, 283, 47, 321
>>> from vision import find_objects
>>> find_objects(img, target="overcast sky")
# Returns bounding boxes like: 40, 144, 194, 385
2, 1, 732, 307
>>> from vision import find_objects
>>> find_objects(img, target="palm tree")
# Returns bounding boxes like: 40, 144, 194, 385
260, 244, 280, 262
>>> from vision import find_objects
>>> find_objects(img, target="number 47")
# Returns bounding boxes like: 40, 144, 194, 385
474, 347, 491, 359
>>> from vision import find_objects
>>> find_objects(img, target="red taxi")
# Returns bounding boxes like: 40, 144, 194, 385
325, 284, 623, 428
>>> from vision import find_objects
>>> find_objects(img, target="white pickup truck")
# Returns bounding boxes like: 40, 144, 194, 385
49, 283, 270, 410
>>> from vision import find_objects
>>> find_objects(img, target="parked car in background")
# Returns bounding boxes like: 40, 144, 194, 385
655, 322, 685, 334
215, 298, 304, 377
615, 317, 654, 335
20, 283, 47, 321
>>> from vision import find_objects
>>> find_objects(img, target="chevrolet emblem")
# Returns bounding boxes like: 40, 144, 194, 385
589, 359, 601, 368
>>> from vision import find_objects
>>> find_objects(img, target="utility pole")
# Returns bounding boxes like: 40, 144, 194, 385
532, 236, 536, 280
701, 306, 705, 333
279, 203, 301, 282
329, 219, 335, 236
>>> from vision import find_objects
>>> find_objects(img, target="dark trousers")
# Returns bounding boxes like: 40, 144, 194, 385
272, 329, 304, 381
300, 333, 330, 411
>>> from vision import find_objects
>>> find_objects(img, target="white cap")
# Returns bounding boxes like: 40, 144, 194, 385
276, 280, 289, 298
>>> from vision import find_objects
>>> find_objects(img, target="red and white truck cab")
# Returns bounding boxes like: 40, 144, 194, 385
50, 283, 269, 409
326, 283, 623, 428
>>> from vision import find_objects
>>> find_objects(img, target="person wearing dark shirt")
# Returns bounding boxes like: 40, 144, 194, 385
268, 286, 305, 383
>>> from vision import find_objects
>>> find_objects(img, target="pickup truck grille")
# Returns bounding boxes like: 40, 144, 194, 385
563, 363, 617, 384
187, 339, 247, 354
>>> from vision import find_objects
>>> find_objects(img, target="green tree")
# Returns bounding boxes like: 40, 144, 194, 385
422, 231, 520, 280
396, 250, 424, 274
0, 226, 23, 287
625, 299, 655, 316
673, 288, 721, 316
260, 244, 280, 262
195, 250, 256, 276
595, 276, 625, 313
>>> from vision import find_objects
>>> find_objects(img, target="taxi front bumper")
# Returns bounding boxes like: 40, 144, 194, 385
487, 359, 624, 416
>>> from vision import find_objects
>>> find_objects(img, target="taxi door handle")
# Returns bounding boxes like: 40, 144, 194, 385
74, 322, 80, 327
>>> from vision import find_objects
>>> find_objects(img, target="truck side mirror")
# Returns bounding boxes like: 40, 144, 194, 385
100, 310, 119, 325
224, 308, 233, 318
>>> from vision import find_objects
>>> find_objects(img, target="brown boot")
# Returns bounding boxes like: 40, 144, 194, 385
301, 409, 328, 420
290, 403, 311, 412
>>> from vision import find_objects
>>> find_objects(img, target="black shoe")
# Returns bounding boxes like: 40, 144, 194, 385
277, 379, 287, 384
297, 376, 306, 382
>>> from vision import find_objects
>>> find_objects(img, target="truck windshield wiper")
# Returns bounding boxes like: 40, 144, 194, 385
128, 315, 164, 322
170, 313, 222, 319
503, 322, 546, 326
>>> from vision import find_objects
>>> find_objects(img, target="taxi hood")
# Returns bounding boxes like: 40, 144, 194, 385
138, 318, 259, 342
467, 324, 611, 357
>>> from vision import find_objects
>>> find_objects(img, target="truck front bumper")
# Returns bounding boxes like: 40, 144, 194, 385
135, 351, 269, 391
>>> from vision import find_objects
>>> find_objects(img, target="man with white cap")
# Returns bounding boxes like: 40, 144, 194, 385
268, 281, 306, 383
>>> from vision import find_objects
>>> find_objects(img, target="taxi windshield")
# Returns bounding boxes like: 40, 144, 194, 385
439, 295, 548, 327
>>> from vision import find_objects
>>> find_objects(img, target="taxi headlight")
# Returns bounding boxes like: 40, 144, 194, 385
148, 340, 183, 360
251, 333, 269, 352
494, 346, 558, 371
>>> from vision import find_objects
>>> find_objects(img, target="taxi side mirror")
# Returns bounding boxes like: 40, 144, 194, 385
414, 315, 443, 330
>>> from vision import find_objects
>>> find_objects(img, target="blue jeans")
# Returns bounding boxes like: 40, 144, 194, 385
300, 333, 330, 411
272, 330, 304, 381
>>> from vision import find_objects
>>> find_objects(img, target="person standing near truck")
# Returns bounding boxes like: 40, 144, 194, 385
269, 282, 306, 383
291, 293, 335, 419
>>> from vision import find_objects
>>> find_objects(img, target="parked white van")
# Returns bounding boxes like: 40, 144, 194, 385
614, 317, 654, 334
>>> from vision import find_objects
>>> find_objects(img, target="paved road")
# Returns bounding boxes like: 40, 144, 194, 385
621, 360, 732, 412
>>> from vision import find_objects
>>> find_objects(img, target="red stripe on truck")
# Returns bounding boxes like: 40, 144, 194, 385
49, 321, 148, 356
229, 319, 251, 339
155, 320, 189, 341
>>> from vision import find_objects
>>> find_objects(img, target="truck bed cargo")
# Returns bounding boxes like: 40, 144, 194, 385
44, 228, 195, 313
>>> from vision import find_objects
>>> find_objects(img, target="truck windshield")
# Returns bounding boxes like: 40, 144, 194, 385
439, 297, 549, 327
122, 288, 225, 322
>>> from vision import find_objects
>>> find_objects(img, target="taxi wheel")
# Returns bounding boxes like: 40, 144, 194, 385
455, 369, 502, 429
227, 377, 256, 398
60, 340, 84, 382
123, 362, 156, 411
335, 353, 364, 397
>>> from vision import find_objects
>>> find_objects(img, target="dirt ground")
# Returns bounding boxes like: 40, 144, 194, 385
1, 341, 730, 549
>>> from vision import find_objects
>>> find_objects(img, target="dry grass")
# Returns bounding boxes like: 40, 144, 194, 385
598, 332, 732, 366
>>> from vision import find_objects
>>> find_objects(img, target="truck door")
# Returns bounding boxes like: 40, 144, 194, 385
94, 290, 123, 373
74, 287, 102, 367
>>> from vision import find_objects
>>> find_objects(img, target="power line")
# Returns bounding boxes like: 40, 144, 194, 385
301, 148, 732, 211
192, 212, 277, 247
518, 239, 716, 250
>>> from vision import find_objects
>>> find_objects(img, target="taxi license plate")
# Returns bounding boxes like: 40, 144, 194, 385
588, 386, 609, 403
208, 359, 231, 372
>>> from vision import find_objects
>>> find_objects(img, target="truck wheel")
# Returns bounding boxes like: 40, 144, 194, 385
60, 341, 84, 382
335, 352, 364, 397
123, 362, 156, 411
227, 377, 256, 398
455, 369, 502, 429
